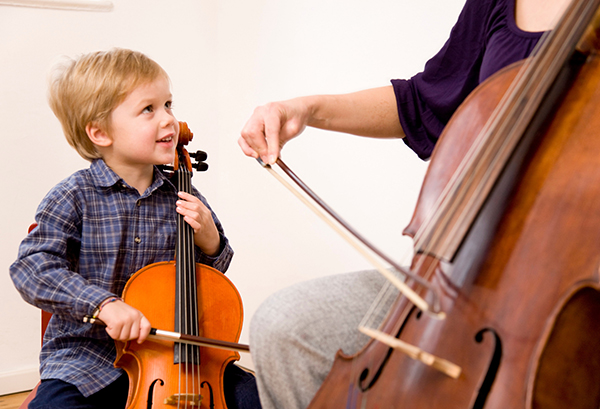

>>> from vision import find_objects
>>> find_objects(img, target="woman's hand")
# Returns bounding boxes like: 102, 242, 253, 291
239, 97, 311, 165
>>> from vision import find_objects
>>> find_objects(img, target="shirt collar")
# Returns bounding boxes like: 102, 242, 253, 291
90, 159, 176, 195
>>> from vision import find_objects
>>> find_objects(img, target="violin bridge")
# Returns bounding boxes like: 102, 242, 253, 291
164, 393, 202, 407
359, 326, 462, 379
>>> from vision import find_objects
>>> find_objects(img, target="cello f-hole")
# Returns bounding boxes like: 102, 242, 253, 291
357, 306, 419, 392
471, 328, 502, 409
529, 285, 600, 409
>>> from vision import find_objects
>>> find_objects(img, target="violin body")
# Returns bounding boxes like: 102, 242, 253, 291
308, 45, 600, 409
115, 260, 243, 409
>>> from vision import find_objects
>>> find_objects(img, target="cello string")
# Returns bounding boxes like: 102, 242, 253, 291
412, 0, 590, 267
260, 157, 455, 382
347, 5, 580, 380
403, 28, 549, 273
359, 276, 400, 330
402, 55, 537, 292
254, 9, 593, 386
410, 47, 542, 259
259, 158, 416, 381
258, 0, 581, 340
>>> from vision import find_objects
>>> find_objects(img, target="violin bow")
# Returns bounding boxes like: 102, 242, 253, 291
83, 316, 250, 353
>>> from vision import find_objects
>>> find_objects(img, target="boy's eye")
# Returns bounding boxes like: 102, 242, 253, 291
165, 101, 173, 110
142, 105, 154, 114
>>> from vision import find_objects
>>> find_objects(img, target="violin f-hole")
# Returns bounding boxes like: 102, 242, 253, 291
201, 381, 215, 409
146, 378, 164, 409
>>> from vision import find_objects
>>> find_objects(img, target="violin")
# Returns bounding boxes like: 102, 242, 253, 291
113, 122, 245, 409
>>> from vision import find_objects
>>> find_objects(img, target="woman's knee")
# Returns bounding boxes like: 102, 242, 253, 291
250, 285, 307, 348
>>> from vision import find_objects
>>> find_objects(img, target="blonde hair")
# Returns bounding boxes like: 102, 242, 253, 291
48, 48, 169, 161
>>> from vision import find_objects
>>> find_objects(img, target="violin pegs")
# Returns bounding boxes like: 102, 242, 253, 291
190, 150, 208, 162
193, 162, 209, 172
190, 150, 209, 172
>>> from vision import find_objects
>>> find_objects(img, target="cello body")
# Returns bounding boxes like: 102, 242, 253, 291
308, 6, 600, 409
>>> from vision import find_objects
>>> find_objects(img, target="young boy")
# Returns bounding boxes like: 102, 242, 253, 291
10, 48, 260, 409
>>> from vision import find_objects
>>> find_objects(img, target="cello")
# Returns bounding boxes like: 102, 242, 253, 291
113, 122, 244, 409
262, 0, 600, 407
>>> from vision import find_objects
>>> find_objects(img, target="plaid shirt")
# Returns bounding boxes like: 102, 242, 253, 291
10, 159, 233, 396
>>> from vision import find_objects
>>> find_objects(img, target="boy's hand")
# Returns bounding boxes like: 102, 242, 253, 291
97, 300, 152, 344
176, 191, 221, 256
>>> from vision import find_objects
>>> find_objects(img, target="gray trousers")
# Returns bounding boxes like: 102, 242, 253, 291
249, 270, 394, 409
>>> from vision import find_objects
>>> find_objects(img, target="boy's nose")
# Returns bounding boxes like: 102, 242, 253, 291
160, 111, 176, 127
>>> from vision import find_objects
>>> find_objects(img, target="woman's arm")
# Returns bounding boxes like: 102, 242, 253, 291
239, 85, 404, 164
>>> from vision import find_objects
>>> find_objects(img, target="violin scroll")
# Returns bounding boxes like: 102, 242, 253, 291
166, 121, 209, 173
178, 121, 193, 147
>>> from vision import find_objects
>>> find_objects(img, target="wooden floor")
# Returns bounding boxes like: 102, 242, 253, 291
0, 391, 30, 409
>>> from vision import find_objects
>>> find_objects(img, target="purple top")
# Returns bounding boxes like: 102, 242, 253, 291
392, 0, 544, 159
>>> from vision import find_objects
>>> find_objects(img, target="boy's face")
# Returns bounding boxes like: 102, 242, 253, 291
105, 75, 179, 169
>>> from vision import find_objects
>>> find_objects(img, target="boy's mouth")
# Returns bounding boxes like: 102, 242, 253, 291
157, 136, 174, 143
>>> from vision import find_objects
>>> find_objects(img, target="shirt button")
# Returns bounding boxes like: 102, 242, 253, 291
134, 237, 142, 244
136, 201, 141, 207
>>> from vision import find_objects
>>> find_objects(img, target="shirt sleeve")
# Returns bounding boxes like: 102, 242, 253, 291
9, 180, 114, 319
392, 0, 494, 160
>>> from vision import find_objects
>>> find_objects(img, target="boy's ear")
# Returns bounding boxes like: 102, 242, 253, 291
85, 122, 112, 147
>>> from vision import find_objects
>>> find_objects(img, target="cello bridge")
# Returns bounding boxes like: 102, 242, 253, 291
164, 393, 202, 407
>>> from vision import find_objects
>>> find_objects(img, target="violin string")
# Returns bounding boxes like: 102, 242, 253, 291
185, 167, 192, 403
177, 160, 204, 405
182, 167, 190, 399
177, 165, 188, 406
189, 168, 202, 401
176, 165, 184, 406
185, 165, 202, 401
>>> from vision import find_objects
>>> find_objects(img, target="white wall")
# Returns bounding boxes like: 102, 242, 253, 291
0, 0, 464, 395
